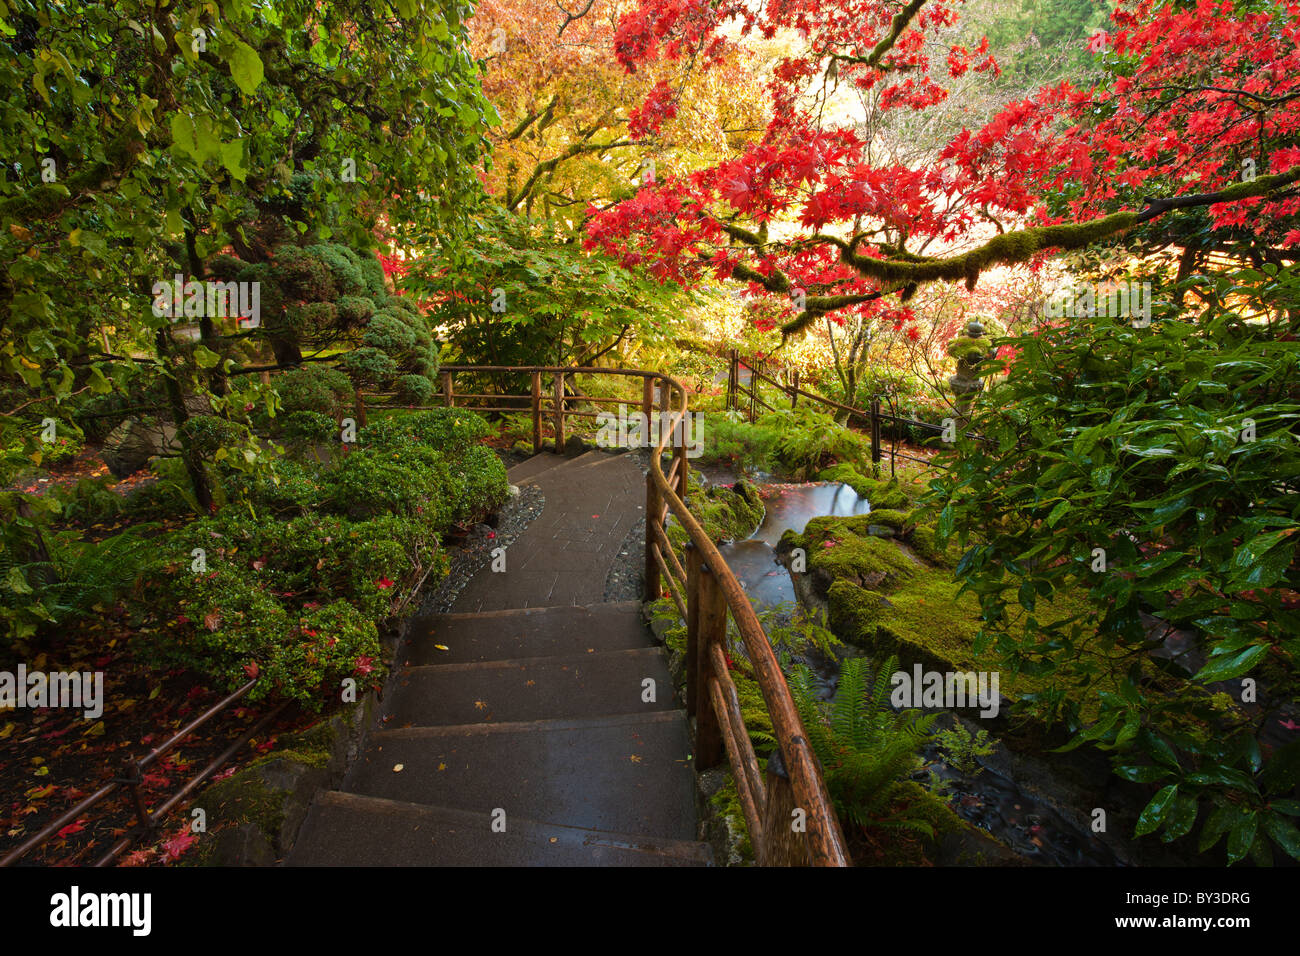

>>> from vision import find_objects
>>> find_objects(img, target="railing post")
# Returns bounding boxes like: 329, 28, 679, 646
553, 371, 565, 450
353, 387, 367, 427
684, 542, 701, 718
727, 349, 737, 411
870, 396, 882, 466
441, 371, 453, 408
760, 749, 813, 866
531, 371, 542, 454
672, 383, 688, 501
641, 374, 654, 426
645, 471, 661, 602
694, 559, 726, 771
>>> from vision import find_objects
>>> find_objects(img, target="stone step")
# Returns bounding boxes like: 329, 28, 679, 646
287, 791, 712, 867
405, 601, 650, 665
382, 648, 675, 726
345, 711, 696, 840
508, 449, 624, 487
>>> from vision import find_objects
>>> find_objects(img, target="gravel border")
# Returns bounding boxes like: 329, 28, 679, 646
417, 483, 546, 615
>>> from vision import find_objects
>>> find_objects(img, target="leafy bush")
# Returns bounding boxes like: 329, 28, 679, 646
363, 313, 418, 354
929, 264, 1300, 864
279, 410, 337, 445
694, 411, 781, 471
758, 406, 873, 477
393, 374, 434, 406
341, 346, 398, 387
360, 408, 492, 455
142, 563, 381, 707
275, 365, 354, 418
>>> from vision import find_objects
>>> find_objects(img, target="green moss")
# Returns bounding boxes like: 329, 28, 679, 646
808, 527, 916, 587
908, 524, 959, 568
818, 464, 912, 510
864, 508, 909, 530
842, 211, 1141, 290
946, 336, 991, 363
687, 478, 764, 544
709, 772, 755, 862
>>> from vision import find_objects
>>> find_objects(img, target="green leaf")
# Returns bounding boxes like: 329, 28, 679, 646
1263, 816, 1300, 861
193, 346, 221, 369
1135, 785, 1178, 837
1114, 764, 1173, 783
1225, 814, 1257, 865
1161, 792, 1200, 842
227, 40, 264, 95
1193, 644, 1268, 683
220, 140, 247, 182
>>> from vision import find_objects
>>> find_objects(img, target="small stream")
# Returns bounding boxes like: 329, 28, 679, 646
711, 477, 1117, 866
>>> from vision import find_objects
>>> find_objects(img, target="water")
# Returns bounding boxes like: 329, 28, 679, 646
716, 478, 1118, 866
717, 481, 869, 608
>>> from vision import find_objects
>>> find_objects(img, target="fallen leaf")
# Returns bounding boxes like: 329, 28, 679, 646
393, 763, 405, 772
434, 644, 449, 652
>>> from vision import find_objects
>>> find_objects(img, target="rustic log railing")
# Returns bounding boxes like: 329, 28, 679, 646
0, 680, 288, 867
421, 364, 850, 866
722, 348, 981, 467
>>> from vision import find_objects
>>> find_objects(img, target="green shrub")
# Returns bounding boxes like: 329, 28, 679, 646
929, 263, 1300, 865
449, 443, 508, 523
341, 346, 398, 387
337, 295, 376, 325
364, 313, 418, 354
393, 374, 434, 406
360, 408, 491, 455
695, 412, 781, 471
143, 563, 383, 707
758, 407, 872, 477
275, 365, 354, 418
279, 410, 337, 445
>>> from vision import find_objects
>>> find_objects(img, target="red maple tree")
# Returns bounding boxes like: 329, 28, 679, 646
586, 0, 1300, 335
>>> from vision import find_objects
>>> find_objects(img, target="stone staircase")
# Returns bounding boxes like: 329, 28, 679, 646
288, 450, 713, 866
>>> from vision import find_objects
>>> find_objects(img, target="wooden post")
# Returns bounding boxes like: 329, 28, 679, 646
641, 374, 654, 426
727, 350, 737, 411
684, 543, 702, 718
353, 387, 367, 427
673, 405, 688, 501
645, 472, 661, 602
748, 361, 759, 421
530, 371, 542, 453
553, 371, 565, 450
694, 559, 727, 771
441, 371, 453, 408
761, 749, 813, 866
870, 396, 882, 466
790, 369, 800, 408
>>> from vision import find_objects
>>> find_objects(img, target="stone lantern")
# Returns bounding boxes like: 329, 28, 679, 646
946, 317, 994, 422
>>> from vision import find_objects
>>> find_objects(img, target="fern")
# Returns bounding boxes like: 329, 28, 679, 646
790, 654, 941, 834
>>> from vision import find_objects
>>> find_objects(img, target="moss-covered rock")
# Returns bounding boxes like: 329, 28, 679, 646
686, 478, 765, 544
194, 697, 373, 865
817, 464, 912, 510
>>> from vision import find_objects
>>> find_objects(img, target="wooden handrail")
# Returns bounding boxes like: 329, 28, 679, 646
435, 364, 851, 866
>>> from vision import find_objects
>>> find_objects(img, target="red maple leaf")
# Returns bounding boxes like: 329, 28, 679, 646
56, 820, 85, 839
375, 576, 394, 590
161, 829, 197, 862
